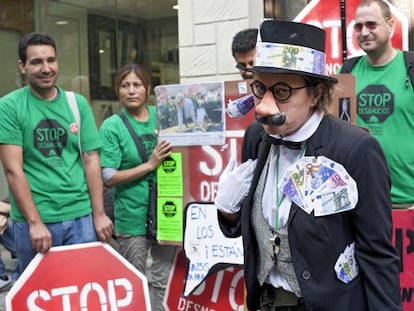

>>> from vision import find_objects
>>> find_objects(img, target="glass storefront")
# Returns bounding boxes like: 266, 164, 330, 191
0, 0, 179, 119
0, 0, 179, 198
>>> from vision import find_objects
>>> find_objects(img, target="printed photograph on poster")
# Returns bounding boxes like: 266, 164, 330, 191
154, 82, 225, 146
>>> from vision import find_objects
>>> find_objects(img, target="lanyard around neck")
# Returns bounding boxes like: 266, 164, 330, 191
274, 144, 306, 230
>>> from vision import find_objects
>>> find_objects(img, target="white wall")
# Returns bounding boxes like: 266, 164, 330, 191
177, 0, 263, 83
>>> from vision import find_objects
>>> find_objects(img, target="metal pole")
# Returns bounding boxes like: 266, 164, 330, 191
340, 0, 347, 62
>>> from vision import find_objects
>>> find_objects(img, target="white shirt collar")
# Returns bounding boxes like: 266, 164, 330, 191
271, 110, 324, 142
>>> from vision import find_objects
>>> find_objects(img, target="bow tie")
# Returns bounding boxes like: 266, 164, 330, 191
264, 135, 303, 150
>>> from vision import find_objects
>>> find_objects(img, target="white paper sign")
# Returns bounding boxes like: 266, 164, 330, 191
183, 203, 243, 296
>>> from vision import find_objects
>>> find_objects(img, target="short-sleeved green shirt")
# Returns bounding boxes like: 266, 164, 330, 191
0, 86, 102, 222
350, 51, 414, 204
99, 106, 157, 235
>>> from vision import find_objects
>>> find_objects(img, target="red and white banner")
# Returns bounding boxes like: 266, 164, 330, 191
392, 210, 414, 310
164, 250, 245, 311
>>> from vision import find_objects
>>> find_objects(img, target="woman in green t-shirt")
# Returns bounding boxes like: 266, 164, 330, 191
99, 63, 176, 311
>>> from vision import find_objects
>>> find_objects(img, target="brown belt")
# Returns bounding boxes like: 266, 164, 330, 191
260, 283, 305, 308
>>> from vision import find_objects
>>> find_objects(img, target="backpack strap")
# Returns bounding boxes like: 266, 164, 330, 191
340, 56, 362, 73
118, 111, 148, 162
118, 111, 155, 183
66, 91, 82, 156
403, 50, 414, 89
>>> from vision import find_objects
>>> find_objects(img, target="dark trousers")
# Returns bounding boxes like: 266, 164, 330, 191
261, 302, 306, 311
260, 284, 306, 311
273, 305, 306, 311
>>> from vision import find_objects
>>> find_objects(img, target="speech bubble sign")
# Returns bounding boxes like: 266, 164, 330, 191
183, 202, 243, 296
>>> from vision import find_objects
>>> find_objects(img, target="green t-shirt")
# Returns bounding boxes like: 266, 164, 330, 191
99, 106, 157, 235
0, 86, 102, 222
350, 50, 414, 204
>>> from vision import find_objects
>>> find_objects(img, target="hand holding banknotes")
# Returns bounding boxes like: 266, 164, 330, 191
215, 158, 257, 214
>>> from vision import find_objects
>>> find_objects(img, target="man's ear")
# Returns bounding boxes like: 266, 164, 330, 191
18, 60, 26, 74
312, 84, 324, 107
389, 18, 395, 34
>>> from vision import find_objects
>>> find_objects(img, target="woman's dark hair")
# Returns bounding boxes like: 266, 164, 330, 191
114, 63, 151, 99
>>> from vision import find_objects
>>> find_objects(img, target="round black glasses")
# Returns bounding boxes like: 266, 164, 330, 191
250, 80, 313, 102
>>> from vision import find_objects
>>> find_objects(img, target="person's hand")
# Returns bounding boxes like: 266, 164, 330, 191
148, 140, 172, 170
0, 215, 7, 235
93, 213, 114, 242
29, 222, 52, 254
215, 158, 257, 214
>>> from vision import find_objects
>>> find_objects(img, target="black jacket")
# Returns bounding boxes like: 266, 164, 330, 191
219, 115, 401, 311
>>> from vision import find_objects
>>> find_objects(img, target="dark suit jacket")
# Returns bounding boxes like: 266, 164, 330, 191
219, 115, 401, 311
241, 120, 265, 162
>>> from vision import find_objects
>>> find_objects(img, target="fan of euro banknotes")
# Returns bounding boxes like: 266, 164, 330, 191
278, 156, 358, 216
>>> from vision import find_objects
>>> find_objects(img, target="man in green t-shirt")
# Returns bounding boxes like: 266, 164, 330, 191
340, 0, 414, 208
0, 32, 113, 274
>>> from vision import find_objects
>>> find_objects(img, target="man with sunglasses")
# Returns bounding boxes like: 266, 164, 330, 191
340, 0, 414, 209
216, 19, 401, 311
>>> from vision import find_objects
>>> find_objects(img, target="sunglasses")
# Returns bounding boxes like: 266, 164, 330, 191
236, 61, 254, 69
353, 19, 389, 33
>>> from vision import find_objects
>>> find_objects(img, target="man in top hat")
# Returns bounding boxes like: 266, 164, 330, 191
215, 19, 401, 311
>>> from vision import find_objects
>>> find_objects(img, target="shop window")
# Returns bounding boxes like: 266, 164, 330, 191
88, 14, 117, 100
264, 0, 309, 20
0, 29, 23, 96
88, 14, 143, 100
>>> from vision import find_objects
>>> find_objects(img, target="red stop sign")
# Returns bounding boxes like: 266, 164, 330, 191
6, 242, 151, 311
294, 0, 409, 75
164, 250, 245, 311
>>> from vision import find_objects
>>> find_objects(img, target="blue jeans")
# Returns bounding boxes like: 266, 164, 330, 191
0, 221, 18, 279
13, 214, 97, 276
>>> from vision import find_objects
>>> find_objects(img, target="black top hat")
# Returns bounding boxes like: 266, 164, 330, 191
239, 19, 337, 83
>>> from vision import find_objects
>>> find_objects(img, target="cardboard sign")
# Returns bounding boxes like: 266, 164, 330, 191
183, 202, 243, 296
330, 74, 356, 124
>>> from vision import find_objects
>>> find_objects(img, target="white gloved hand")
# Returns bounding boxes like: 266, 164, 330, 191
215, 158, 257, 214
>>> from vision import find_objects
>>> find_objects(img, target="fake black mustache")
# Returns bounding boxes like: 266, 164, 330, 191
255, 112, 286, 126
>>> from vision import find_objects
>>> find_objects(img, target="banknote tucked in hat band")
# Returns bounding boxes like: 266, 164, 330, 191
255, 42, 326, 76
239, 19, 337, 83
